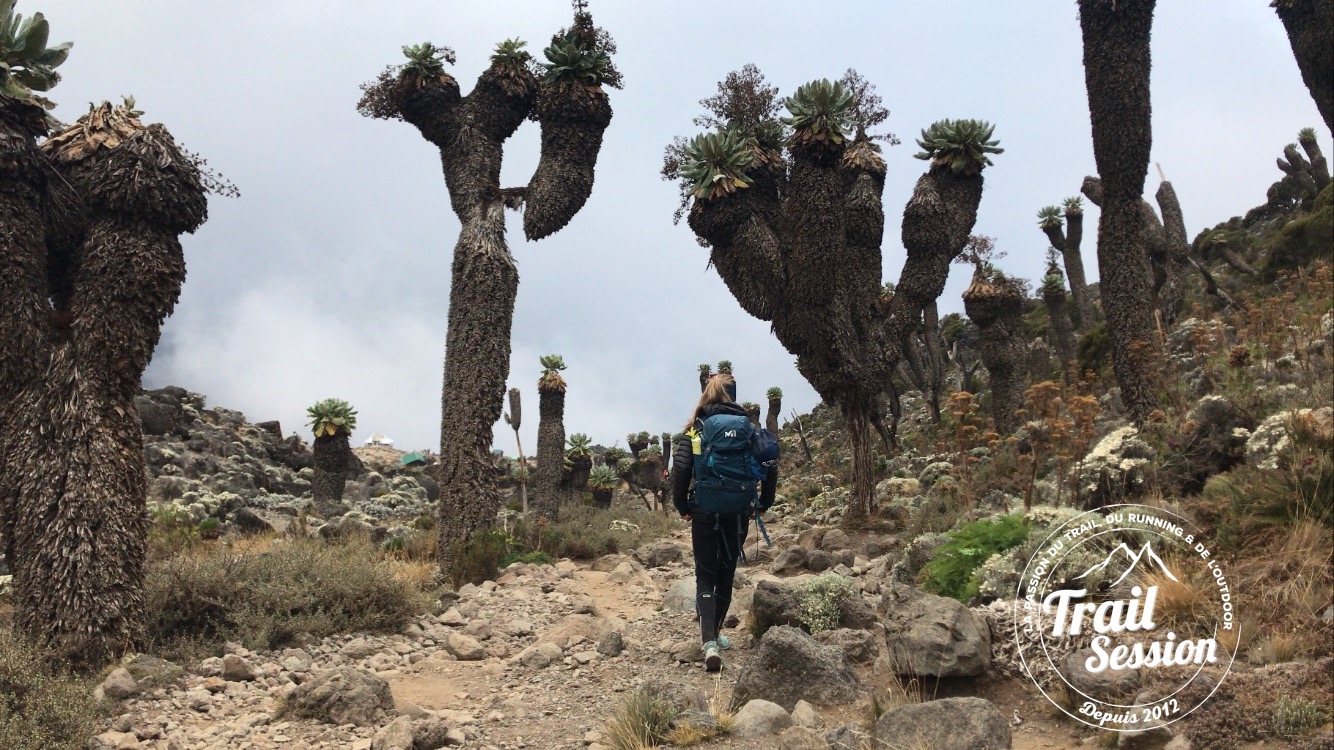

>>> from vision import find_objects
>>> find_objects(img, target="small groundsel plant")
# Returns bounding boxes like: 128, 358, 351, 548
306, 398, 357, 437
1272, 694, 1330, 738
796, 572, 856, 634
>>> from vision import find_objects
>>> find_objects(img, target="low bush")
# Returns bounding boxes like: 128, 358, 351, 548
537, 505, 676, 561
796, 573, 857, 634
920, 514, 1029, 602
144, 535, 427, 658
0, 631, 95, 750
604, 684, 679, 750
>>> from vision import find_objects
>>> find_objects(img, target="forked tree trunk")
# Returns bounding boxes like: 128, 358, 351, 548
840, 403, 877, 529
2, 108, 207, 668
1079, 0, 1162, 423
436, 202, 519, 568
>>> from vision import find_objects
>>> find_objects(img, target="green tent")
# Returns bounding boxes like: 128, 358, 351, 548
400, 451, 427, 467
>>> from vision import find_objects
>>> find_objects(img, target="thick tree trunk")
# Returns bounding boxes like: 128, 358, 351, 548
436, 201, 518, 575
1062, 210, 1094, 330
591, 488, 612, 509
765, 396, 781, 433
1079, 0, 1162, 423
1044, 287, 1079, 372
569, 455, 592, 494
534, 386, 565, 522
921, 300, 945, 422
964, 284, 1028, 436
840, 402, 877, 530
312, 434, 352, 516
1274, 0, 1334, 136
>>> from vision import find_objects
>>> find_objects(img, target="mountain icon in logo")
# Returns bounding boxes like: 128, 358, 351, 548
1075, 541, 1179, 587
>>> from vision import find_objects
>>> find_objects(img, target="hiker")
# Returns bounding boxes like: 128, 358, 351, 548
671, 373, 777, 672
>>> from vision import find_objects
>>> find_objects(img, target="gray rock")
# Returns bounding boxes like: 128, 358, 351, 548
99, 668, 138, 700
633, 540, 683, 568
880, 583, 991, 677
231, 506, 292, 535
791, 699, 821, 729
1118, 720, 1173, 750
771, 547, 809, 575
413, 717, 457, 749
221, 654, 256, 681
806, 550, 834, 572
732, 699, 793, 739
815, 628, 879, 664
778, 725, 830, 750
820, 529, 850, 551
662, 577, 696, 613
1063, 648, 1139, 701
283, 667, 395, 726
445, 633, 486, 661
517, 641, 563, 669
874, 697, 1011, 750
597, 631, 625, 657
732, 626, 860, 711
124, 655, 184, 687
372, 715, 415, 750
825, 722, 871, 750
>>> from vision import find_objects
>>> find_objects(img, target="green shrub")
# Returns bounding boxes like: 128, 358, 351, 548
147, 504, 200, 560
796, 573, 857, 634
1076, 322, 1111, 376
1264, 184, 1333, 279
448, 529, 514, 587
538, 505, 675, 560
921, 514, 1029, 602
144, 536, 426, 658
411, 514, 436, 531
0, 631, 95, 750
499, 550, 554, 568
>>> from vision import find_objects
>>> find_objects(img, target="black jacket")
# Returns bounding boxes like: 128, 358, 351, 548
671, 402, 778, 516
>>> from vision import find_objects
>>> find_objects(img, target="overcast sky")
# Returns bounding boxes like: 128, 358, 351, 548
41, 0, 1323, 456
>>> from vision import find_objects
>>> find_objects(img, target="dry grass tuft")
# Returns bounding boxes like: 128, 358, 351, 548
603, 685, 677, 750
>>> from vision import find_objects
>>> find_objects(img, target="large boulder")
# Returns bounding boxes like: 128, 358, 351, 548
879, 583, 991, 677
750, 578, 876, 638
731, 626, 860, 711
874, 697, 1011, 750
282, 667, 395, 726
633, 540, 683, 568
731, 699, 793, 739
1062, 648, 1139, 702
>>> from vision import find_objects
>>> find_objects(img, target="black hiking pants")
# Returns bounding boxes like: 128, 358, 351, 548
691, 510, 749, 644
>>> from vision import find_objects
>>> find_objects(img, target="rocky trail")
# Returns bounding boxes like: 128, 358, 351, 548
86, 519, 1120, 750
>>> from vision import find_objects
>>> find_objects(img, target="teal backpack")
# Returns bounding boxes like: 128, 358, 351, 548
691, 413, 762, 515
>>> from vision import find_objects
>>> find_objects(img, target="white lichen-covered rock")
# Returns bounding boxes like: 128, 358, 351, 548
1246, 407, 1333, 470
1074, 426, 1156, 507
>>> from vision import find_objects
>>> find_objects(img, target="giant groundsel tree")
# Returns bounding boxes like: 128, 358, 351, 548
664, 67, 1000, 527
1077, 0, 1161, 423
357, 5, 620, 574
1, 3, 223, 666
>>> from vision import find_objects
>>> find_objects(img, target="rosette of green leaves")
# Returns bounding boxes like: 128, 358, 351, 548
680, 127, 754, 200
401, 41, 454, 77
0, 2, 71, 105
782, 79, 855, 149
541, 31, 610, 86
587, 464, 619, 491
307, 398, 358, 438
565, 433, 593, 459
914, 119, 1003, 175
1037, 205, 1063, 229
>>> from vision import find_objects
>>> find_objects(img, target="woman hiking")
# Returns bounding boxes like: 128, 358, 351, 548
671, 373, 777, 672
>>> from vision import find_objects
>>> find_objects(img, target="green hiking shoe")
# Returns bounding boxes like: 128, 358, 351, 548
703, 641, 722, 672
715, 634, 730, 650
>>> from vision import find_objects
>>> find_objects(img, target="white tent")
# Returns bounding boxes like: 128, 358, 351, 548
363, 433, 394, 447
